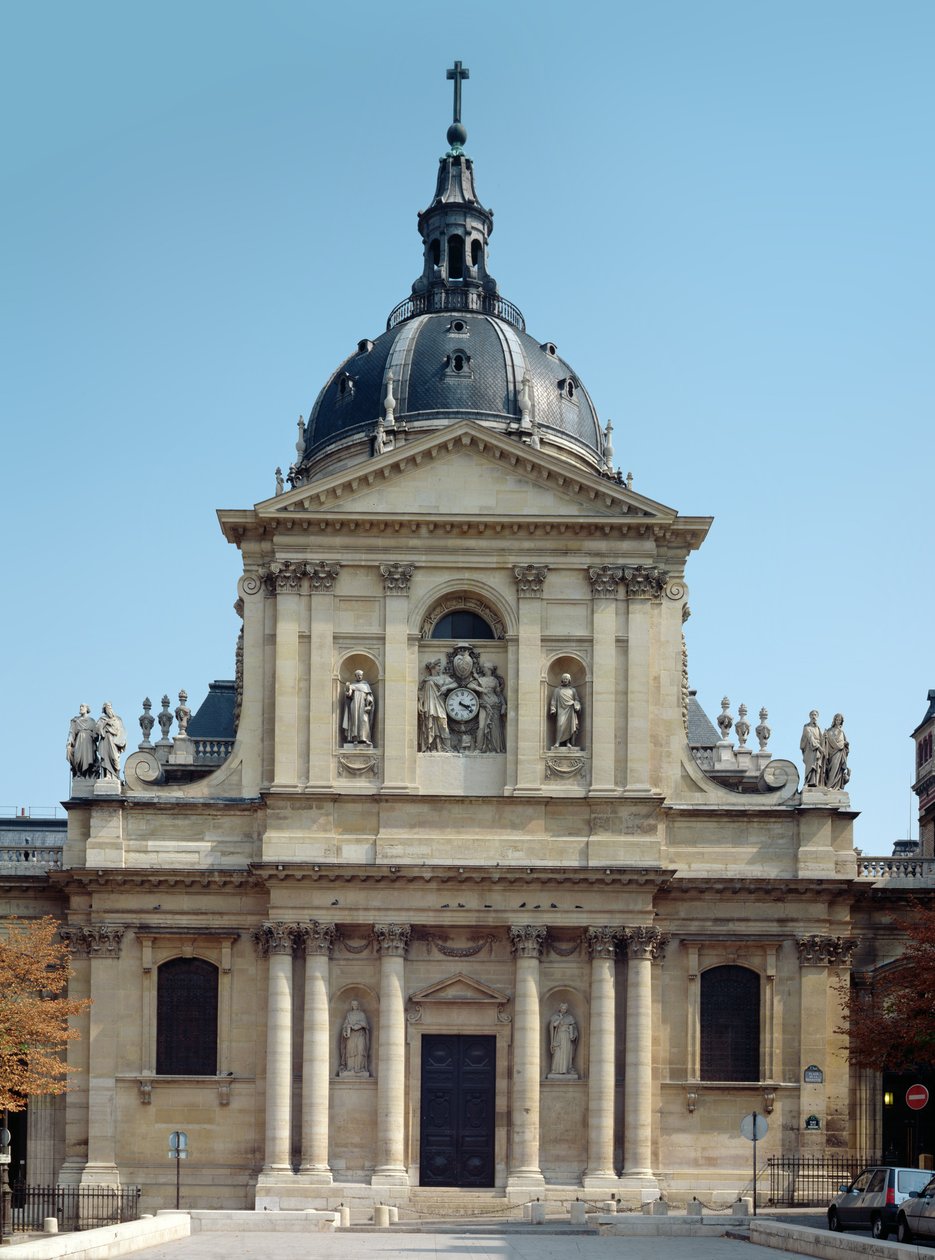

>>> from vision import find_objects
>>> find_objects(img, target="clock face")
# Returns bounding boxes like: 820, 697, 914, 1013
446, 686, 479, 722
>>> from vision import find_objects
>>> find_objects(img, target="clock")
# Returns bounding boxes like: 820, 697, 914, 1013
445, 686, 480, 722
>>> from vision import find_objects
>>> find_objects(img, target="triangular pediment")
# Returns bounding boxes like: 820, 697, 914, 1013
409, 970, 510, 1005
257, 422, 674, 522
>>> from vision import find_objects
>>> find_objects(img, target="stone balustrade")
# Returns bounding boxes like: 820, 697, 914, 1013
856, 855, 935, 882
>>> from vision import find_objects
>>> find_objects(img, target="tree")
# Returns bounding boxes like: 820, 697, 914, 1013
838, 903, 935, 1073
0, 917, 90, 1112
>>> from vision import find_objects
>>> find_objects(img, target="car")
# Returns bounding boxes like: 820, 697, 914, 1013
828, 1165, 932, 1239
896, 1174, 935, 1243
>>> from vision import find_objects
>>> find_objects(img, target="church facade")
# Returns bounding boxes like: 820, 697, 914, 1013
4, 72, 927, 1211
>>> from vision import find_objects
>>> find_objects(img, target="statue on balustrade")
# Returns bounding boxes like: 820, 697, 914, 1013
799, 710, 823, 787
96, 703, 127, 780
547, 1002, 579, 1078
823, 713, 850, 790
549, 674, 582, 748
66, 704, 99, 779
342, 671, 375, 746
338, 1000, 371, 1076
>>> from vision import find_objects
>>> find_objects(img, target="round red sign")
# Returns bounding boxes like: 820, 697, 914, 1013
906, 1085, 930, 1111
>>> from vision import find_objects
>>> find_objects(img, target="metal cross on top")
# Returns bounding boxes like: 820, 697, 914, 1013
447, 61, 469, 124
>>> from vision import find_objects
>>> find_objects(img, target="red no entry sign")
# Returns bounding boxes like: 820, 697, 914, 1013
907, 1085, 930, 1111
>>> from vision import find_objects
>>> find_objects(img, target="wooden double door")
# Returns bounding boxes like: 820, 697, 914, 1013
419, 1034, 496, 1186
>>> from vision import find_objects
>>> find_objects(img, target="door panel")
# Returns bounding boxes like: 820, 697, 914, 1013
420, 1034, 495, 1186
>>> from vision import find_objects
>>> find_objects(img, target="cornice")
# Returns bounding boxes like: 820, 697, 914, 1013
250, 862, 676, 889
657, 877, 854, 900
49, 868, 260, 892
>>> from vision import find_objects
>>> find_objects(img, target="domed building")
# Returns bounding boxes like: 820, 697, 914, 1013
3, 67, 920, 1218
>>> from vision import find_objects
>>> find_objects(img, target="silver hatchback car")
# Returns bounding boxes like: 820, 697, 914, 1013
828, 1165, 932, 1239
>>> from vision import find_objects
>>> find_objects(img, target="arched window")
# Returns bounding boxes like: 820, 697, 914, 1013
432, 610, 495, 640
471, 239, 481, 266
157, 957, 219, 1075
700, 965, 760, 1081
430, 238, 441, 267
448, 235, 464, 280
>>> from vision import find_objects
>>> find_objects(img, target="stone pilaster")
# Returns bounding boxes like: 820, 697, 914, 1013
621, 925, 668, 1186
587, 566, 622, 795
622, 565, 667, 794
507, 925, 546, 1189
513, 566, 548, 794
273, 582, 301, 788
373, 923, 411, 1185
253, 922, 299, 1173
381, 563, 414, 791
796, 934, 858, 1151
56, 929, 94, 1184
307, 563, 340, 789
299, 922, 336, 1180
583, 926, 621, 1186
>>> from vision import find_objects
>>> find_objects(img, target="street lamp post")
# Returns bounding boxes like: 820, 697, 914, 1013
0, 1112, 12, 1244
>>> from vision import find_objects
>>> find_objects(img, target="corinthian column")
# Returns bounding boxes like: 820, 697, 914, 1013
299, 922, 336, 1181
254, 922, 298, 1173
373, 923, 411, 1185
507, 925, 546, 1189
584, 926, 620, 1187
621, 925, 668, 1186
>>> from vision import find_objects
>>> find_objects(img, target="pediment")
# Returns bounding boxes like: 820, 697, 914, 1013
408, 971, 511, 1005
258, 422, 675, 523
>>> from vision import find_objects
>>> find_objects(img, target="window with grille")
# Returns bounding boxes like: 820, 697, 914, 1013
156, 957, 218, 1075
431, 611, 494, 640
700, 964, 760, 1081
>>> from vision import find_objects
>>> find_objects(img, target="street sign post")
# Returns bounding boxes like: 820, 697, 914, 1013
740, 1111, 768, 1215
168, 1131, 188, 1210
907, 1085, 930, 1111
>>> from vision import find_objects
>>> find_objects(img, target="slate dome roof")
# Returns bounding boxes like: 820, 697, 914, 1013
291, 73, 611, 482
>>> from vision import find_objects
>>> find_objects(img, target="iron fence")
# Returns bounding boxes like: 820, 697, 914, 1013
10, 1184, 141, 1233
767, 1155, 883, 1206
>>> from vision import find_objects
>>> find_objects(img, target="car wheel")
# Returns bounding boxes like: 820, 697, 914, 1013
897, 1215, 913, 1243
871, 1214, 888, 1240
828, 1207, 843, 1232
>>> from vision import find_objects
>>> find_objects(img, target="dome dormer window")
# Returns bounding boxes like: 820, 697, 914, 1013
558, 377, 578, 402
444, 349, 472, 378
337, 372, 356, 403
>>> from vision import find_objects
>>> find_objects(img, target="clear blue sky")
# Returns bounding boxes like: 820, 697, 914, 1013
2, 0, 932, 849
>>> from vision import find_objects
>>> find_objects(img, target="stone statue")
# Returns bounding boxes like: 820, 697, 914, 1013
275, 467, 284, 495
418, 659, 452, 752
342, 671, 374, 746
548, 1003, 578, 1077
338, 999, 370, 1075
175, 690, 191, 736
96, 703, 127, 780
66, 704, 99, 779
800, 710, 823, 787
549, 674, 582, 748
473, 664, 506, 753
823, 713, 850, 790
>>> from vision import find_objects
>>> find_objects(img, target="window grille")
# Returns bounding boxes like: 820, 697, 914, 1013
156, 957, 218, 1075
431, 611, 495, 640
700, 964, 760, 1081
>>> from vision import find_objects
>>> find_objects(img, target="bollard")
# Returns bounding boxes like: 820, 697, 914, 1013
601, 1198, 617, 1213
374, 1204, 390, 1227
570, 1200, 587, 1226
43, 1218, 59, 1233
339, 1205, 350, 1228
387, 1205, 398, 1223
731, 1197, 751, 1217
522, 1202, 532, 1221
652, 1200, 669, 1216
530, 1201, 546, 1224
687, 1198, 703, 1216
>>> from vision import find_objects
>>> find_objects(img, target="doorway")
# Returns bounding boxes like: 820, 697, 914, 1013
420, 1034, 495, 1186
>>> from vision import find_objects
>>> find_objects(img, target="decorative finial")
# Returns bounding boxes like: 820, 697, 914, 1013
519, 373, 532, 432
717, 696, 733, 742
735, 703, 750, 748
383, 370, 397, 426
603, 420, 614, 474
756, 707, 771, 751
296, 415, 305, 459
626, 471, 634, 491
446, 61, 469, 154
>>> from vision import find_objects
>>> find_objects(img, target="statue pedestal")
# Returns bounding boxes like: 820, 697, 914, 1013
168, 735, 194, 765
545, 1071, 579, 1081
93, 778, 122, 797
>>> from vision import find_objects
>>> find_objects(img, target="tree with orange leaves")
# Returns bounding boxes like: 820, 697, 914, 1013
0, 917, 90, 1112
838, 902, 935, 1072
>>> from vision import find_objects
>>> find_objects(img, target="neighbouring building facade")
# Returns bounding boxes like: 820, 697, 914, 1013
3, 72, 933, 1211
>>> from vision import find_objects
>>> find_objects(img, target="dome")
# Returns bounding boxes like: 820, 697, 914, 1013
289, 73, 613, 485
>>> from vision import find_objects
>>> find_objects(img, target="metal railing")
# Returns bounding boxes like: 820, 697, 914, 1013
10, 1184, 141, 1233
386, 288, 526, 333
767, 1155, 882, 1206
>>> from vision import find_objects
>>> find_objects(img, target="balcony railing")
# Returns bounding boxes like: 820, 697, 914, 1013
856, 855, 935, 882
0, 843, 63, 873
387, 288, 525, 333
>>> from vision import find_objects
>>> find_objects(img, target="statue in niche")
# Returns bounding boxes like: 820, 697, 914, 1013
342, 670, 375, 746
418, 659, 453, 752
800, 710, 823, 787
549, 673, 582, 748
473, 663, 506, 753
547, 1002, 578, 1078
823, 713, 850, 790
66, 704, 99, 779
338, 999, 370, 1076
96, 703, 127, 780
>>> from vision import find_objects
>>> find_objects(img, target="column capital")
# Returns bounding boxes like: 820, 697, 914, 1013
509, 924, 546, 958
586, 926, 622, 959
301, 922, 337, 956
308, 561, 341, 592
513, 565, 549, 597
252, 560, 341, 594
623, 925, 669, 961
587, 565, 623, 599
374, 923, 411, 957
60, 925, 124, 959
796, 934, 858, 967
252, 921, 301, 956
623, 565, 668, 600
380, 562, 414, 594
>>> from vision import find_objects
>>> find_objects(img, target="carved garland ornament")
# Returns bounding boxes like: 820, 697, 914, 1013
424, 934, 496, 959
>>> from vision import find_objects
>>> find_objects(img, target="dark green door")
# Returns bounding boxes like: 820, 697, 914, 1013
420, 1034, 495, 1186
